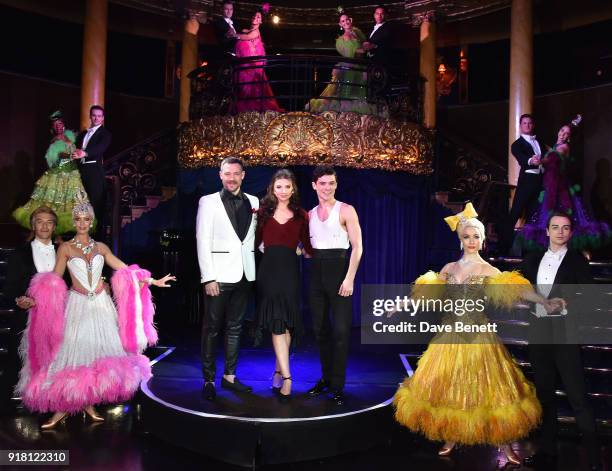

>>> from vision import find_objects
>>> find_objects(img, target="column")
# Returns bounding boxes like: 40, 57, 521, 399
80, 0, 109, 130
179, 13, 200, 123
416, 12, 437, 129
508, 0, 533, 187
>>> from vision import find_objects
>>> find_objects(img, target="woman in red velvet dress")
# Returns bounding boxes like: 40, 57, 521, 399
256, 169, 312, 402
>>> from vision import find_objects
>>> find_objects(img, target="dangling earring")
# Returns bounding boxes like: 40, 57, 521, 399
459, 241, 464, 251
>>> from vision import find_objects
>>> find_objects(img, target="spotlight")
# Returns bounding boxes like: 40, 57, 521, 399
272, 15, 280, 24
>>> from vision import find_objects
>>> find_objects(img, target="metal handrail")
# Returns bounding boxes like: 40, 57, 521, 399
188, 53, 422, 120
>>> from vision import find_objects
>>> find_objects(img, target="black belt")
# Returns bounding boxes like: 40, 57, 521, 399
312, 249, 348, 259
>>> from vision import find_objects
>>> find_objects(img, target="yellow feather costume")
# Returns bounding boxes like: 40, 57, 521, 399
393, 270, 541, 445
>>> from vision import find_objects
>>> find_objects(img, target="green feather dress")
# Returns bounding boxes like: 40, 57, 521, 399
13, 130, 94, 234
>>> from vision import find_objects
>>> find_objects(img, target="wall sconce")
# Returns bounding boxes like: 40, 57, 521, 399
459, 49, 468, 72
436, 58, 457, 98
458, 47, 469, 103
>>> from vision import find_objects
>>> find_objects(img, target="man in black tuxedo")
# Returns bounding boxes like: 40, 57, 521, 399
503, 113, 545, 253
212, 1, 239, 56
73, 105, 111, 238
362, 6, 395, 73
2, 207, 59, 411
520, 212, 601, 470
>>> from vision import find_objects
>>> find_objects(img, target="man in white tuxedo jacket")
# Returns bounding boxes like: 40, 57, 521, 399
196, 157, 259, 400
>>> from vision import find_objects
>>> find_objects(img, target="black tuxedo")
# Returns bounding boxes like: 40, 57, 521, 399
520, 249, 599, 462
76, 126, 111, 235
503, 135, 546, 252
367, 22, 394, 69
5, 243, 47, 304
213, 16, 239, 55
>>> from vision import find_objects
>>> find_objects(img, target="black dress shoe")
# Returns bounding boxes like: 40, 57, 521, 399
307, 379, 329, 397
221, 377, 253, 392
202, 381, 216, 401
523, 451, 557, 469
330, 389, 345, 405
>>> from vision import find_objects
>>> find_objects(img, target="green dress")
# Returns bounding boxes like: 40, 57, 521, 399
307, 28, 388, 117
13, 130, 93, 234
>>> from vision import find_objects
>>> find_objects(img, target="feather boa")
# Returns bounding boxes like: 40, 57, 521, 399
44, 129, 75, 168
25, 272, 68, 376
111, 265, 158, 354
485, 270, 533, 308
411, 270, 446, 300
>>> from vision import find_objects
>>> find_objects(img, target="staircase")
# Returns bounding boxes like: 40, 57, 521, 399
0, 247, 21, 408
103, 128, 178, 245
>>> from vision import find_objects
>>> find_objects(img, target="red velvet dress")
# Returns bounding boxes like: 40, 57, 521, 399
255, 209, 312, 344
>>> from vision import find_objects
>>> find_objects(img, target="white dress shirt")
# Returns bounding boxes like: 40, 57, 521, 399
534, 246, 568, 317
521, 133, 543, 174
82, 124, 102, 150
31, 238, 56, 273
224, 17, 236, 33
369, 22, 384, 38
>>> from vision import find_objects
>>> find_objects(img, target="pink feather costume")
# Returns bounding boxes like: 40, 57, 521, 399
16, 260, 157, 414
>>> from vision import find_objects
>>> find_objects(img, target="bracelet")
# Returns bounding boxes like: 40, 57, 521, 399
145, 277, 154, 285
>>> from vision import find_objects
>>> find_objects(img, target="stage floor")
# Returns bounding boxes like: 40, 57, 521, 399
141, 341, 412, 466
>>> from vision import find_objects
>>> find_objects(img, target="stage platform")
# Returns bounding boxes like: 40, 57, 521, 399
141, 343, 411, 467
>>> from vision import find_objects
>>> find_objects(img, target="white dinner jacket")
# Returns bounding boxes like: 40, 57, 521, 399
196, 191, 259, 284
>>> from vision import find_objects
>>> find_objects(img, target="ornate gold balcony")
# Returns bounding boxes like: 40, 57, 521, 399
178, 55, 434, 174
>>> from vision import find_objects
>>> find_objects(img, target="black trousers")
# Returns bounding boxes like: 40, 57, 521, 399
201, 276, 252, 381
309, 251, 352, 391
504, 172, 542, 250
528, 343, 599, 462
79, 163, 106, 238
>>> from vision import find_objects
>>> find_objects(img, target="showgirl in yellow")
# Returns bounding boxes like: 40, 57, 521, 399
393, 203, 552, 464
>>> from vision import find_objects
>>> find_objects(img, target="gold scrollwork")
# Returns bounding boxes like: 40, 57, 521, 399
178, 111, 434, 174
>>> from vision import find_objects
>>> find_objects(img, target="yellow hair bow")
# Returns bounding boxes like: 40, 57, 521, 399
444, 202, 478, 232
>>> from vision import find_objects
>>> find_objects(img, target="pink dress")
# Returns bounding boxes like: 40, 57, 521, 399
234, 33, 283, 113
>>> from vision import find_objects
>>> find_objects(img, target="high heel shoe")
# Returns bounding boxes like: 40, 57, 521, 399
500, 445, 521, 466
271, 370, 282, 394
41, 412, 67, 430
438, 441, 455, 456
278, 376, 292, 403
85, 406, 104, 422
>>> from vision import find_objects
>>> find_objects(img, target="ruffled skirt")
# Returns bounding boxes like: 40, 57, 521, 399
394, 331, 541, 445
17, 289, 151, 413
12, 163, 93, 234
255, 246, 303, 345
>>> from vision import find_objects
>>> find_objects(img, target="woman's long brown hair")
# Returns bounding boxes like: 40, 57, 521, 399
257, 169, 304, 229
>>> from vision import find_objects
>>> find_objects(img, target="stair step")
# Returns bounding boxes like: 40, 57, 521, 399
145, 195, 162, 210
131, 205, 150, 220
0, 248, 15, 260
